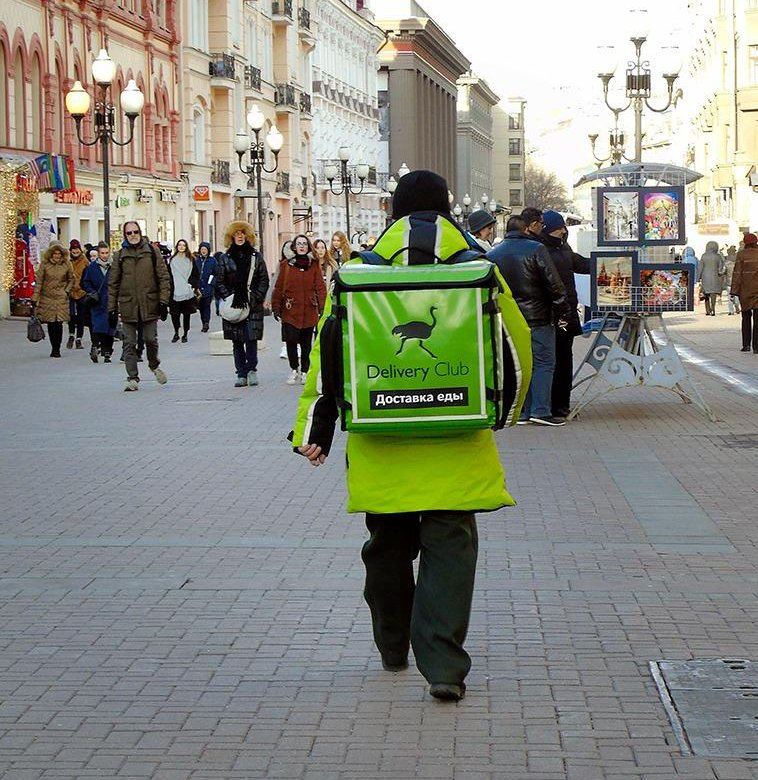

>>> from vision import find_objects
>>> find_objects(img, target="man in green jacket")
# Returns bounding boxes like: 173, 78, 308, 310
292, 171, 532, 702
109, 221, 172, 392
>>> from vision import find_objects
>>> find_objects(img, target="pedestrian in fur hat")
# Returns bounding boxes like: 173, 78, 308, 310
215, 221, 270, 386
31, 241, 75, 357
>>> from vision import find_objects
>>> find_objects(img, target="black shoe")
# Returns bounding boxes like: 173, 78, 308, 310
66, 335, 74, 349
553, 408, 571, 418
75, 339, 83, 349
171, 334, 180, 343
50, 349, 61, 358
381, 657, 409, 673
103, 355, 112, 363
741, 347, 751, 352
530, 415, 566, 427
181, 334, 188, 343
201, 324, 209, 333
430, 683, 465, 701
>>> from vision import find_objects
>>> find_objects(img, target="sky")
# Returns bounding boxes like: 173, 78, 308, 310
389, 0, 689, 137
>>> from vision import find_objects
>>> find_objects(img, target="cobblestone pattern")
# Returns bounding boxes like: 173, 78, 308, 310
0, 310, 756, 779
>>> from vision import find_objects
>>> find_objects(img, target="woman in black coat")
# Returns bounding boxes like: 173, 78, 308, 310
215, 221, 269, 387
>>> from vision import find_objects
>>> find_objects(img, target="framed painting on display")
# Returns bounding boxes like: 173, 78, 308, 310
641, 186, 686, 246
637, 263, 694, 311
590, 251, 639, 312
597, 187, 640, 246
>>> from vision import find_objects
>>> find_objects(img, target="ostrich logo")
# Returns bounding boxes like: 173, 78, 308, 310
392, 306, 438, 358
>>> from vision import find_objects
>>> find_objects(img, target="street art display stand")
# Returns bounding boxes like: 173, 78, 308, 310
570, 309, 716, 422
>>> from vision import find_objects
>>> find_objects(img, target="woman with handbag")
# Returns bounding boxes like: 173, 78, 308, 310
271, 234, 327, 385
697, 241, 726, 316
168, 239, 200, 343
31, 241, 74, 358
215, 221, 270, 387
80, 241, 116, 362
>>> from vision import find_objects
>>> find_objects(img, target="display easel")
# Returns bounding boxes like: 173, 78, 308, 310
569, 310, 717, 422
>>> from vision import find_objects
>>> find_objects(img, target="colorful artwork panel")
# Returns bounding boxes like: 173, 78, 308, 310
590, 251, 638, 311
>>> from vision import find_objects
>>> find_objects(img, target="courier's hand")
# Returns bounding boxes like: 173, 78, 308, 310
159, 303, 169, 321
298, 444, 326, 466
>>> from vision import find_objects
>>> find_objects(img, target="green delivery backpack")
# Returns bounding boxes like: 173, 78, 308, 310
328, 259, 512, 434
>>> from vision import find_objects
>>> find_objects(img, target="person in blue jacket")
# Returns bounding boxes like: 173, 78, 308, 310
194, 241, 218, 332
80, 241, 116, 362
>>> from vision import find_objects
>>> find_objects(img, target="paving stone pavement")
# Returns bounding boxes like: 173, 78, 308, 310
0, 309, 756, 780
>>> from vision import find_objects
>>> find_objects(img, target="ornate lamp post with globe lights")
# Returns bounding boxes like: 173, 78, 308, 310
324, 147, 370, 239
594, 10, 682, 163
234, 104, 284, 262
65, 49, 144, 242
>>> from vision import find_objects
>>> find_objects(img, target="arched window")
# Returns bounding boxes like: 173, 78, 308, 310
0, 43, 8, 146
154, 88, 162, 164
54, 61, 65, 154
30, 53, 42, 150
192, 105, 204, 165
14, 49, 24, 148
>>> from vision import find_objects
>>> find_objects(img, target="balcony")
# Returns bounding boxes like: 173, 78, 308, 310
211, 159, 230, 186
276, 171, 290, 194
301, 176, 309, 196
209, 53, 236, 82
275, 83, 297, 110
299, 91, 312, 115
244, 65, 262, 92
272, 0, 293, 20
297, 6, 310, 29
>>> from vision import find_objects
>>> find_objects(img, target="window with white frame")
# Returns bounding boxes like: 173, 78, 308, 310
193, 106, 205, 165
189, 0, 209, 50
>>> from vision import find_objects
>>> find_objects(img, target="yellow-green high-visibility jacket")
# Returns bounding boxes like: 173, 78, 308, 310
291, 211, 533, 514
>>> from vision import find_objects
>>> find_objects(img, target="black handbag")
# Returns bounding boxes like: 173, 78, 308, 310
27, 315, 45, 343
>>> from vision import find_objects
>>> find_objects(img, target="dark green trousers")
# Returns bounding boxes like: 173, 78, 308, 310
361, 510, 478, 685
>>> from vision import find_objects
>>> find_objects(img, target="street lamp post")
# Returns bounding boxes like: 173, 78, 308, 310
589, 110, 629, 168
324, 147, 369, 239
595, 10, 682, 163
65, 49, 144, 242
234, 103, 284, 262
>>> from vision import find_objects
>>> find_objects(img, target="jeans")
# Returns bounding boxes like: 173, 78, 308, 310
521, 324, 556, 419
551, 328, 575, 416
68, 297, 86, 338
93, 332, 114, 356
233, 338, 258, 377
727, 294, 741, 315
704, 293, 717, 315
282, 322, 314, 372
170, 299, 193, 335
742, 309, 758, 350
361, 511, 478, 685
199, 295, 212, 327
122, 320, 159, 380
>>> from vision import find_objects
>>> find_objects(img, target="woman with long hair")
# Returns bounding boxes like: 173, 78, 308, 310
31, 241, 74, 358
215, 221, 270, 387
168, 239, 200, 342
271, 234, 326, 384
330, 231, 351, 266
313, 238, 339, 288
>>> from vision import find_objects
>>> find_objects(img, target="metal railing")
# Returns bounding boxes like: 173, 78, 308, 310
301, 176, 308, 196
275, 84, 297, 108
209, 53, 235, 80
297, 6, 310, 29
244, 65, 262, 91
276, 171, 290, 193
211, 159, 230, 185
272, 0, 293, 18
299, 92, 312, 114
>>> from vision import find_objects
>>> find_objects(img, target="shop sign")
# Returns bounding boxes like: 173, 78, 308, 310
138, 189, 153, 203
115, 196, 130, 207
193, 185, 210, 202
160, 190, 180, 203
697, 223, 730, 235
53, 188, 94, 205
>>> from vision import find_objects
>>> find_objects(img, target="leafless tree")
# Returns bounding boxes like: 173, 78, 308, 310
523, 158, 574, 212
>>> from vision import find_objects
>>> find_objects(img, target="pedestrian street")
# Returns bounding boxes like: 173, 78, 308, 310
0, 311, 757, 780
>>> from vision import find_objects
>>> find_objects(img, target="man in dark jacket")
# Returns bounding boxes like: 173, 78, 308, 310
194, 241, 217, 332
539, 211, 590, 417
487, 215, 571, 426
109, 221, 171, 391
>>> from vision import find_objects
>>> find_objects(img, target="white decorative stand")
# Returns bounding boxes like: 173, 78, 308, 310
569, 312, 717, 422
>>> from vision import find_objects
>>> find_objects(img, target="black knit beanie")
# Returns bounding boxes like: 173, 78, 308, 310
391, 169, 450, 219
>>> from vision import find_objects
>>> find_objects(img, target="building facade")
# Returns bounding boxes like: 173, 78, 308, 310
491, 99, 526, 213
686, 0, 758, 243
180, 0, 315, 268
310, 0, 384, 243
455, 72, 498, 209
0, 0, 182, 250
374, 0, 470, 189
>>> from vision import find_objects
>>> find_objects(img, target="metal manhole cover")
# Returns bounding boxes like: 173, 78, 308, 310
651, 659, 758, 759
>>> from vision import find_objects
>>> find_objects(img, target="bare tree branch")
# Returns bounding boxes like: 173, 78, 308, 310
524, 158, 574, 212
